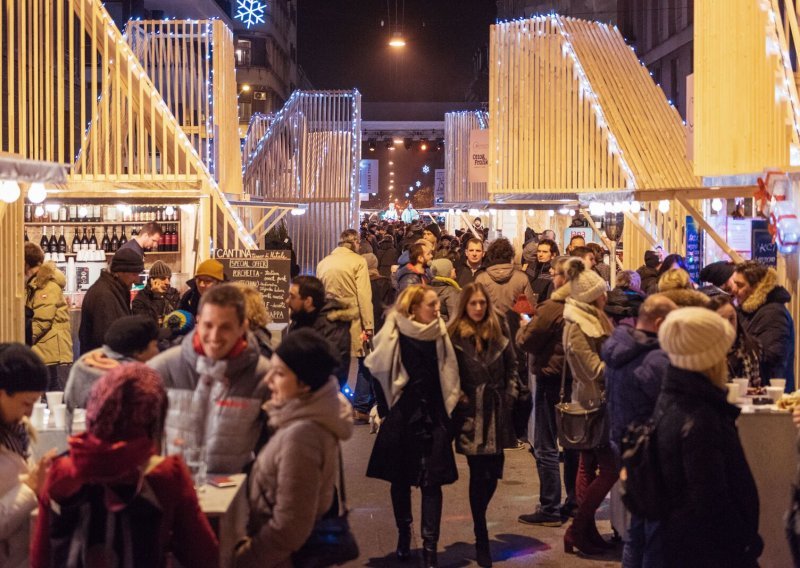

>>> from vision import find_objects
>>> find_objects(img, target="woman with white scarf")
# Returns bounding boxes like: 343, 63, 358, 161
365, 285, 461, 568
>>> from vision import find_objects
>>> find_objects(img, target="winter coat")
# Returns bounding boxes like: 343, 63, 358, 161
451, 331, 518, 456
376, 239, 399, 278
252, 326, 274, 359
64, 346, 136, 431
563, 298, 613, 409
604, 286, 645, 324
316, 246, 374, 356
370, 274, 395, 332
738, 268, 795, 390
654, 366, 762, 567
475, 263, 537, 316
524, 260, 554, 301
148, 330, 271, 473
132, 285, 179, 326
728, 319, 761, 387
455, 262, 485, 288
396, 263, 428, 291
26, 262, 73, 365
0, 432, 36, 568
601, 325, 668, 453
178, 278, 202, 317
234, 379, 354, 568
78, 270, 131, 355
516, 286, 569, 385
430, 276, 461, 322
31, 435, 218, 568
637, 265, 659, 295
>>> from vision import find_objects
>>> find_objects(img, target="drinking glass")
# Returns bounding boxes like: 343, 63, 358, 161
183, 446, 207, 490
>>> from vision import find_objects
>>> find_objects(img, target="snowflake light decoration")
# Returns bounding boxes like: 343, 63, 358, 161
422, 165, 430, 174
235, 0, 266, 29
415, 180, 422, 188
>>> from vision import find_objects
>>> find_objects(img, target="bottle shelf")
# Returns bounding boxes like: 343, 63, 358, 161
51, 251, 181, 256
25, 221, 180, 226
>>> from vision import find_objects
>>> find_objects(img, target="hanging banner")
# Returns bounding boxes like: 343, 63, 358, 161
752, 219, 778, 268
685, 216, 703, 283
434, 169, 445, 204
359, 159, 378, 200
468, 129, 489, 183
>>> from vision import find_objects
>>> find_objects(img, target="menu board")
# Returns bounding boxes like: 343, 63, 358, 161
685, 216, 702, 283
214, 249, 291, 324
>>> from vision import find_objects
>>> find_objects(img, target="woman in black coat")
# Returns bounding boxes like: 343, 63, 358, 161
654, 307, 762, 567
448, 283, 518, 567
364, 285, 461, 568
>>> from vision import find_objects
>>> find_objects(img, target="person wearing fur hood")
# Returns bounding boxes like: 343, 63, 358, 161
561, 258, 618, 556
364, 285, 461, 568
732, 261, 795, 391
25, 243, 72, 390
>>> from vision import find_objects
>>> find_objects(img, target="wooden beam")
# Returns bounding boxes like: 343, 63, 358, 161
254, 209, 290, 245
623, 210, 659, 247
675, 196, 744, 263
633, 185, 758, 201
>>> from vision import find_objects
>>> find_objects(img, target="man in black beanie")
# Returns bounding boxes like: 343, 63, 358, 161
699, 261, 736, 293
79, 248, 143, 355
637, 250, 661, 295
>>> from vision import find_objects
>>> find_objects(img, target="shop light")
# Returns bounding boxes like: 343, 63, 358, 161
165, 205, 175, 217
27, 183, 47, 204
711, 198, 724, 213
548, 210, 555, 217
389, 31, 406, 48
569, 210, 576, 217
527, 209, 534, 216
558, 207, 570, 215
630, 200, 641, 213
589, 202, 605, 216
658, 200, 670, 213
0, 180, 20, 203
468, 208, 480, 216
290, 207, 307, 216
78, 205, 89, 218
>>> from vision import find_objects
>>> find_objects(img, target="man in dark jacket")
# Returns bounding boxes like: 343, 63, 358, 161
601, 294, 676, 567
637, 250, 661, 295
516, 256, 579, 526
132, 260, 180, 326
375, 234, 399, 278
455, 237, 486, 287
732, 261, 795, 391
78, 249, 142, 355
286, 275, 358, 387
524, 238, 559, 301
396, 243, 432, 291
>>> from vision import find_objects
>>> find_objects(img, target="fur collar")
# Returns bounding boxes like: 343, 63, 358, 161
431, 276, 461, 290
741, 268, 778, 313
564, 298, 613, 338
324, 303, 360, 323
31, 261, 66, 290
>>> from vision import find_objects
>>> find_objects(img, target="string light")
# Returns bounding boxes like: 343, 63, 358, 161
27, 183, 47, 204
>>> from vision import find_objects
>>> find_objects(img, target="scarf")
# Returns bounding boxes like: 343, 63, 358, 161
564, 298, 614, 338
365, 310, 461, 415
0, 419, 30, 459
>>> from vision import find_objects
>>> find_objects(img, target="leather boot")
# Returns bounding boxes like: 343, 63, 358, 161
390, 484, 413, 561
422, 547, 438, 568
396, 527, 411, 561
421, 486, 443, 566
588, 522, 615, 550
475, 539, 492, 567
563, 518, 605, 556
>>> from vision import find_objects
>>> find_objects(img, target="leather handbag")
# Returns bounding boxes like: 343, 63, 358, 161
292, 447, 360, 568
555, 344, 609, 450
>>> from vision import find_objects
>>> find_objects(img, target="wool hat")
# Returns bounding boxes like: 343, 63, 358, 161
163, 309, 195, 335
425, 222, 441, 240
276, 328, 341, 392
644, 250, 660, 269
362, 252, 379, 271
195, 259, 225, 282
148, 260, 172, 280
430, 258, 454, 278
110, 248, 145, 274
522, 240, 538, 264
699, 261, 735, 288
658, 307, 735, 372
566, 258, 607, 303
104, 315, 169, 357
0, 343, 48, 393
86, 363, 167, 442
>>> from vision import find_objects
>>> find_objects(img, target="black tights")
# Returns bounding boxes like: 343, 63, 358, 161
467, 454, 503, 542
390, 483, 443, 550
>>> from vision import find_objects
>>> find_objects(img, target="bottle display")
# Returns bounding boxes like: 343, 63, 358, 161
48, 228, 58, 254
88, 229, 98, 251
119, 227, 128, 248
58, 228, 68, 254
100, 228, 110, 252
110, 227, 119, 252
40, 227, 49, 252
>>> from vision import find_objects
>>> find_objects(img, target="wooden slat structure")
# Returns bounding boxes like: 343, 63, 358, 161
444, 110, 488, 204
242, 91, 362, 274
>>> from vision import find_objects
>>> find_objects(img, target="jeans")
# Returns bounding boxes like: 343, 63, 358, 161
353, 357, 375, 414
532, 379, 562, 516
623, 514, 664, 568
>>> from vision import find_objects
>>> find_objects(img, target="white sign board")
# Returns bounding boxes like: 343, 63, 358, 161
468, 129, 489, 184
359, 159, 378, 199
434, 169, 446, 204
727, 218, 752, 259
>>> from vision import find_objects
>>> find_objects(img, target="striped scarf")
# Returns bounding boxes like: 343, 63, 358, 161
0, 420, 30, 459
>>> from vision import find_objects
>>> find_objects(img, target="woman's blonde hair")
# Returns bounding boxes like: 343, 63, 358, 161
232, 282, 271, 329
448, 282, 504, 351
657, 268, 692, 292
394, 285, 434, 319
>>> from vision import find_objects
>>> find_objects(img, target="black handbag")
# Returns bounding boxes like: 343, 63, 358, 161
555, 344, 609, 451
292, 447, 360, 568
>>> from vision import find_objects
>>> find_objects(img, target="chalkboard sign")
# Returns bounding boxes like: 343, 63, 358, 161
214, 249, 291, 324
685, 216, 703, 283
752, 219, 778, 269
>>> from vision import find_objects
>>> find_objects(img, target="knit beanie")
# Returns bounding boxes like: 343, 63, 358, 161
110, 248, 145, 274
430, 258, 454, 278
522, 240, 538, 264
195, 259, 225, 282
658, 307, 735, 372
163, 309, 195, 335
644, 250, 660, 269
362, 252, 379, 271
566, 258, 607, 303
86, 363, 167, 442
104, 315, 167, 357
276, 328, 340, 392
699, 261, 735, 288
425, 222, 441, 240
0, 343, 48, 393
148, 260, 172, 280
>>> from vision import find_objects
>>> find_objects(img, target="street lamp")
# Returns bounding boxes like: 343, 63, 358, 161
389, 31, 406, 48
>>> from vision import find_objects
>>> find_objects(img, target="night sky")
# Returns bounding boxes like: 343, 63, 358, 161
298, 1, 497, 102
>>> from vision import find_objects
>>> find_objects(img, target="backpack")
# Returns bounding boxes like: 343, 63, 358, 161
619, 410, 670, 521
47, 478, 164, 567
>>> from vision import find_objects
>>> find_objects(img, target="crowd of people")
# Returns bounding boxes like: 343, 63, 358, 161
1, 214, 796, 568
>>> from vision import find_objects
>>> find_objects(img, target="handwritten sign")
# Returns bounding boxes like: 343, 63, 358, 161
214, 249, 291, 323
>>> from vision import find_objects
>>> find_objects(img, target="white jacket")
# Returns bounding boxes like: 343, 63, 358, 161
0, 443, 36, 568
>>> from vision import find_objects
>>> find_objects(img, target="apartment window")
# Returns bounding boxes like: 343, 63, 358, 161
235, 39, 251, 67
239, 101, 252, 123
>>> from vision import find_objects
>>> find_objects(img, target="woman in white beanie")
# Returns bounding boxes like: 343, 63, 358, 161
561, 258, 617, 555
652, 307, 762, 567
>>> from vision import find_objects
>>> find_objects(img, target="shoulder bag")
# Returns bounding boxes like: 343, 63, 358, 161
554, 344, 609, 450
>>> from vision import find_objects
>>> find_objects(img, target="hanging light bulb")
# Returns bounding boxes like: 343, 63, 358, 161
548, 210, 555, 217
388, 31, 406, 47
658, 200, 670, 214
46, 203, 60, 213
0, 180, 21, 203
527, 209, 534, 216
27, 183, 47, 204
568, 209, 576, 217
589, 202, 605, 217
630, 200, 641, 213
603, 202, 614, 213
620, 201, 631, 213
711, 198, 724, 213
558, 206, 570, 215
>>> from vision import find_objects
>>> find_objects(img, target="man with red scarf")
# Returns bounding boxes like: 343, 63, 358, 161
149, 284, 271, 474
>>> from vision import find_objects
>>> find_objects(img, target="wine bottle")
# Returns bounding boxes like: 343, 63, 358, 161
119, 226, 128, 248
68, 204, 77, 222
88, 228, 97, 251
40, 227, 50, 252
48, 228, 59, 254
101, 227, 110, 252
93, 205, 101, 222
24, 229, 29, 242
131, 226, 139, 237
72, 229, 80, 254
171, 225, 178, 251
59, 205, 68, 222
58, 227, 68, 254
24, 205, 31, 222
110, 227, 119, 252
80, 228, 89, 251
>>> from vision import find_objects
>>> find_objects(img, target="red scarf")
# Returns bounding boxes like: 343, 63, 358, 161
192, 331, 248, 359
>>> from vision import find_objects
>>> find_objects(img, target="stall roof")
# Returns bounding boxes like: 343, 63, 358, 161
0, 155, 67, 184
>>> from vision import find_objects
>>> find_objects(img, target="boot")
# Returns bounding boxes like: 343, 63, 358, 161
390, 484, 413, 561
396, 527, 411, 561
475, 539, 492, 567
422, 547, 438, 568
588, 522, 615, 550
563, 519, 606, 556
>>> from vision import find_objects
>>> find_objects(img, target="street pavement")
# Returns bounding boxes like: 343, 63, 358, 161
341, 424, 622, 567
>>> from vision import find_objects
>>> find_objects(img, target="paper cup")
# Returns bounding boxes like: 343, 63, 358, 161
770, 379, 786, 391
726, 383, 740, 403
53, 404, 67, 429
30, 403, 46, 429
766, 386, 784, 403
46, 391, 64, 409
733, 378, 749, 395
